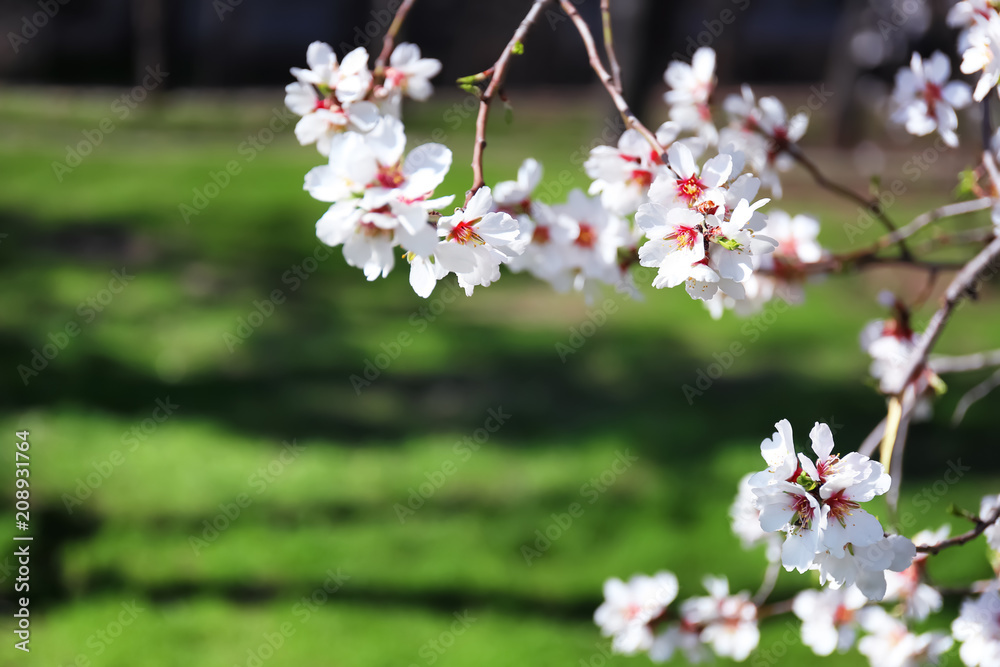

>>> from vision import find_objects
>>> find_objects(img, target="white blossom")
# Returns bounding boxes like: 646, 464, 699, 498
859, 606, 953, 667
892, 52, 971, 147
793, 585, 868, 656
595, 571, 679, 655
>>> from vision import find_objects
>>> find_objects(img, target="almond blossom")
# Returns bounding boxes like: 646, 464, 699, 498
285, 42, 380, 155
953, 582, 1000, 666
892, 51, 972, 147
883, 526, 947, 620
663, 47, 718, 146
729, 472, 782, 561
748, 419, 911, 598
961, 11, 1000, 101
720, 85, 808, 197
813, 534, 916, 602
858, 606, 953, 667
551, 188, 632, 299
650, 576, 759, 663
594, 571, 679, 654
304, 118, 452, 281
793, 585, 868, 656
290, 42, 372, 103
377, 42, 442, 116
584, 123, 680, 214
431, 186, 523, 296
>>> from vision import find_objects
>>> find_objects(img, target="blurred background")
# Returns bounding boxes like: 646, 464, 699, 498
1, 0, 999, 665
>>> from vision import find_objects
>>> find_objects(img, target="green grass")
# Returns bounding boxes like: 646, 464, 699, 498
0, 88, 999, 666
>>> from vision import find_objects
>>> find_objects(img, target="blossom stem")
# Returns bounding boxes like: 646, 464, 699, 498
373, 0, 418, 80
751, 558, 781, 606
600, 0, 623, 93
558, 0, 666, 160
465, 0, 552, 205
917, 505, 1000, 555
887, 234, 1000, 396
756, 598, 795, 619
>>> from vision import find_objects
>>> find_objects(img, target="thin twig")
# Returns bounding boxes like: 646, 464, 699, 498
558, 0, 665, 158
373, 0, 418, 79
465, 0, 552, 204
859, 416, 887, 458
884, 399, 912, 528
600, 0, 623, 93
917, 506, 1000, 555
930, 349, 1000, 373
756, 598, 795, 619
784, 143, 910, 259
871, 197, 993, 252
888, 236, 1000, 395
752, 558, 781, 606
952, 367, 1000, 425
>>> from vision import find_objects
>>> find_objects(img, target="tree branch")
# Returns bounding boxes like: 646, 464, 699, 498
558, 0, 665, 159
929, 349, 1000, 373
869, 197, 993, 253
887, 235, 1000, 395
600, 0, 623, 93
917, 506, 1000, 555
465, 0, 552, 204
373, 0, 418, 79
952, 367, 1000, 425
784, 144, 911, 260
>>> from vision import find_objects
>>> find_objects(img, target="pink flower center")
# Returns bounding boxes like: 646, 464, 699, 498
358, 221, 393, 239
668, 225, 699, 250
576, 223, 597, 248
623, 603, 643, 621
833, 604, 854, 626
790, 493, 815, 527
824, 489, 860, 524
376, 164, 405, 189
924, 81, 943, 117
631, 169, 654, 188
532, 225, 550, 244
448, 220, 483, 245
676, 175, 706, 204
385, 68, 407, 88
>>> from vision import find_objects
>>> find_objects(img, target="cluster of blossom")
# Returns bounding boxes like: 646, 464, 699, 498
793, 585, 954, 667
286, 41, 837, 312
748, 419, 915, 600
594, 571, 760, 663
600, 448, 1000, 666
287, 42, 533, 297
